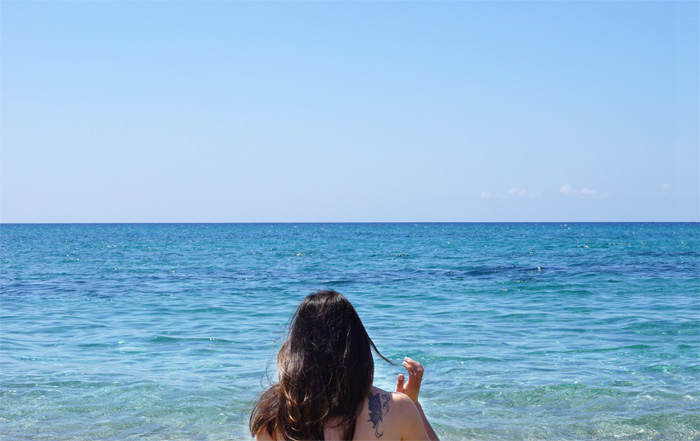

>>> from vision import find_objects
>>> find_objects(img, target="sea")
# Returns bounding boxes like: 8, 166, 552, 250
1, 223, 698, 440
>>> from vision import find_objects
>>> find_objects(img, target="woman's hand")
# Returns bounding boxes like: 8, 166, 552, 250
395, 357, 424, 404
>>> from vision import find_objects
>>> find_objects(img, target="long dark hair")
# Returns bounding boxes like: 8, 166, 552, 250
250, 290, 392, 440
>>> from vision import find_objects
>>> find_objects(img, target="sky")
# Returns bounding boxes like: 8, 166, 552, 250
1, 1, 698, 223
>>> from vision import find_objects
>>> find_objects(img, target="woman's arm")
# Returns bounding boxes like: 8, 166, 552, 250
395, 358, 439, 441
412, 400, 439, 441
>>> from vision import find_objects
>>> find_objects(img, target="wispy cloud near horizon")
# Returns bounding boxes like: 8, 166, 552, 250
478, 188, 537, 199
560, 184, 604, 197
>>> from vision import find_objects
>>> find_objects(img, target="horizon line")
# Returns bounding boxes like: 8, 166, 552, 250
1, 221, 699, 225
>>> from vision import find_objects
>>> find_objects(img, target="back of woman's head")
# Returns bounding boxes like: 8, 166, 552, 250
250, 290, 389, 440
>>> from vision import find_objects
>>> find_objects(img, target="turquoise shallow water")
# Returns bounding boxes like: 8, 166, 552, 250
1, 223, 699, 440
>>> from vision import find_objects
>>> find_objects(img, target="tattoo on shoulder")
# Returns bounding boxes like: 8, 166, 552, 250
367, 391, 391, 438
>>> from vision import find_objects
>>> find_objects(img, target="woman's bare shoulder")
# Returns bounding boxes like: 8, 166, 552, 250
369, 386, 414, 407
350, 387, 426, 440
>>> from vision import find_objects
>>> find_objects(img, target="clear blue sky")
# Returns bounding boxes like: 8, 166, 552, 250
1, 1, 698, 222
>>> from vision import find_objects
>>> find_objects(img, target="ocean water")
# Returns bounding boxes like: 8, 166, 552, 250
1, 223, 698, 441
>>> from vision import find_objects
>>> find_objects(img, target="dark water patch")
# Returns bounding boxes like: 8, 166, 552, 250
550, 344, 657, 355
621, 320, 699, 335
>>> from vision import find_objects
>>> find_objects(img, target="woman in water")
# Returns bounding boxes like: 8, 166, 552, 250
250, 290, 439, 441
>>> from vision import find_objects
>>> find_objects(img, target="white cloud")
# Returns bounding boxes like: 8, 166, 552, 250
560, 184, 600, 197
484, 188, 538, 199
661, 183, 671, 193
560, 184, 573, 195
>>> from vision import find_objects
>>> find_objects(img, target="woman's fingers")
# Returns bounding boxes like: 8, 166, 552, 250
400, 357, 424, 404
404, 358, 422, 378
412, 360, 424, 380
395, 374, 405, 393
403, 358, 416, 375
404, 358, 424, 391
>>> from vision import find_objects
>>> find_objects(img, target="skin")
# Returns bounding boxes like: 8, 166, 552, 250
256, 357, 439, 441
394, 358, 439, 441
